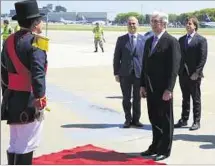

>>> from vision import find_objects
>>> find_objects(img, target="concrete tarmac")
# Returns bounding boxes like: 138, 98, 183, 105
1, 31, 215, 165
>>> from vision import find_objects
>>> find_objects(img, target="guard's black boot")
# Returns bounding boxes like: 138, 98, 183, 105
101, 47, 104, 52
14, 151, 33, 165
7, 151, 15, 165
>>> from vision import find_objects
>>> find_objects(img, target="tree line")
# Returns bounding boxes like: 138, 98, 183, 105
114, 8, 215, 24
41, 4, 67, 12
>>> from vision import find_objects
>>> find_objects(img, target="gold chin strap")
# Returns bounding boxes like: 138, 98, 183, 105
32, 34, 49, 52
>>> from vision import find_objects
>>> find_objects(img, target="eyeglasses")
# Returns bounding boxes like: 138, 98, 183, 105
150, 20, 162, 24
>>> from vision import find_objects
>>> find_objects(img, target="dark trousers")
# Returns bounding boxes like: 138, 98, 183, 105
7, 151, 33, 165
179, 74, 201, 123
119, 72, 141, 122
94, 38, 103, 50
147, 91, 174, 156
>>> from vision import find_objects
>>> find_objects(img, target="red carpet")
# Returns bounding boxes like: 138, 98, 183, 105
33, 144, 165, 165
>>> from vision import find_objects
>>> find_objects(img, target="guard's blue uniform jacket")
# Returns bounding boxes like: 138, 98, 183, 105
1, 29, 47, 124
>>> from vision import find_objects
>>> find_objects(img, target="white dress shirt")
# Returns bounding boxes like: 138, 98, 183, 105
187, 31, 196, 44
128, 33, 138, 48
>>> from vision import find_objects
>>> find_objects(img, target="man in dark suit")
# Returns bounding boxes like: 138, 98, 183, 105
174, 16, 208, 130
1, 0, 48, 164
140, 11, 181, 161
113, 16, 153, 128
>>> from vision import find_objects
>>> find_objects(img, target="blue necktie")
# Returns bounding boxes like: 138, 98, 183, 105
151, 36, 158, 53
185, 35, 191, 48
130, 35, 136, 51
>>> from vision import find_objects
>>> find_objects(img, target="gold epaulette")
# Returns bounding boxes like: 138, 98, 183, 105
32, 34, 49, 52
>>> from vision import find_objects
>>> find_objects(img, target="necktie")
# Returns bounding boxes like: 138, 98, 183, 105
151, 36, 158, 52
185, 35, 191, 48
130, 35, 136, 50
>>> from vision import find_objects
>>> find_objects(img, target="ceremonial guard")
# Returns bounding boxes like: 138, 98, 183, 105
1, 0, 49, 164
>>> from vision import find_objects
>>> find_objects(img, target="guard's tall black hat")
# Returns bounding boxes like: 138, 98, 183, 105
12, 0, 45, 21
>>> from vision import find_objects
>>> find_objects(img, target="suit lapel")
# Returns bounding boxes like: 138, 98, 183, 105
125, 34, 132, 51
188, 33, 198, 48
150, 31, 167, 57
135, 34, 142, 54
180, 35, 187, 56
181, 35, 186, 50
147, 37, 153, 57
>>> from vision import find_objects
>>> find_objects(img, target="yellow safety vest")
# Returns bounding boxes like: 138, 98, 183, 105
93, 27, 103, 39
14, 25, 20, 32
2, 25, 13, 40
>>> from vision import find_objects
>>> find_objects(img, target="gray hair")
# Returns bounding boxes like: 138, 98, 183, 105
151, 11, 169, 25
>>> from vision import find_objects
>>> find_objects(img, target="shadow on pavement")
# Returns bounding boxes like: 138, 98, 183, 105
61, 123, 152, 130
106, 96, 123, 99
174, 134, 215, 149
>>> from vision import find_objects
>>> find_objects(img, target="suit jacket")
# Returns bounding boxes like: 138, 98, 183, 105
1, 29, 47, 124
140, 31, 181, 93
178, 33, 207, 77
113, 32, 152, 78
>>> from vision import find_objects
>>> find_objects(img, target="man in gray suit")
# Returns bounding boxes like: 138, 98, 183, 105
113, 16, 153, 128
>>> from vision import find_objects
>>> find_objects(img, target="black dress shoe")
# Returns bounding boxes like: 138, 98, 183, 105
132, 121, 144, 127
189, 123, 200, 130
174, 119, 188, 128
123, 121, 131, 128
140, 149, 156, 156
154, 154, 168, 161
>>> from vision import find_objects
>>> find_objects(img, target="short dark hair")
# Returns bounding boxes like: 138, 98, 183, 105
185, 16, 199, 31
18, 17, 42, 30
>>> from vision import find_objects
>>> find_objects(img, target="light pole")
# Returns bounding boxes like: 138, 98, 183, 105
45, 12, 49, 37
141, 4, 143, 25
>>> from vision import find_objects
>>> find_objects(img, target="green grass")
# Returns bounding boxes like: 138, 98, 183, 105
3, 23, 215, 35
47, 25, 215, 35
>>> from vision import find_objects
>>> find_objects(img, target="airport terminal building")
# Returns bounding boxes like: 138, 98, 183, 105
9, 9, 107, 23
76, 12, 107, 22
47, 12, 76, 22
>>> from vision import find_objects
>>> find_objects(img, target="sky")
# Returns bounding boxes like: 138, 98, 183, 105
1, 1, 215, 20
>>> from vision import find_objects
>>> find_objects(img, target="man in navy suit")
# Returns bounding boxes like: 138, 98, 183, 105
174, 16, 208, 130
113, 16, 153, 128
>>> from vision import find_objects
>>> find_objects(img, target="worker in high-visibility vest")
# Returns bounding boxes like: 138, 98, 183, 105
92, 22, 105, 52
14, 24, 21, 32
1, 20, 13, 45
